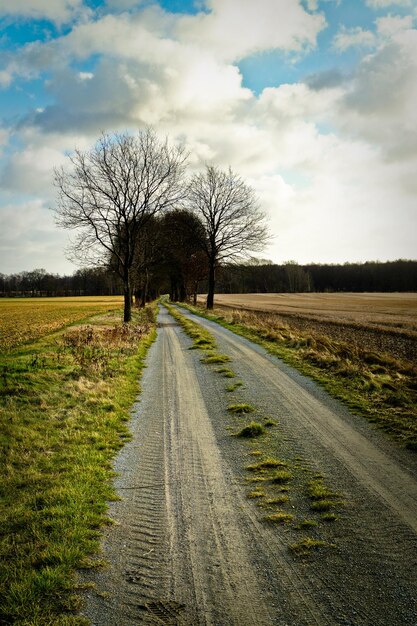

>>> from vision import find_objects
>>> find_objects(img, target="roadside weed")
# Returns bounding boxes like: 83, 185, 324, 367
271, 470, 293, 484
216, 367, 236, 378
236, 422, 266, 438
226, 381, 243, 392
265, 512, 294, 524
289, 537, 332, 557
228, 403, 255, 414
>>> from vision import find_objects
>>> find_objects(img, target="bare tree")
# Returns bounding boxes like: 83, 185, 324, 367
53, 129, 187, 321
187, 165, 269, 309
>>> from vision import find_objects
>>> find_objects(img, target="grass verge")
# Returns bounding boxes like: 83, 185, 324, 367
0, 304, 157, 625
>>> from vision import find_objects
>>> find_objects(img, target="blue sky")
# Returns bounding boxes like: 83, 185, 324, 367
0, 0, 416, 274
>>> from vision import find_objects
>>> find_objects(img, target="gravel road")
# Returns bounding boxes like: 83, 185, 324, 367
81, 306, 417, 626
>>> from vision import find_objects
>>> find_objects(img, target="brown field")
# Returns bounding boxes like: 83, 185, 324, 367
198, 293, 417, 363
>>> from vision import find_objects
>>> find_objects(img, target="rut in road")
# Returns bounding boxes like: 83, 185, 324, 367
82, 307, 330, 625
82, 307, 417, 626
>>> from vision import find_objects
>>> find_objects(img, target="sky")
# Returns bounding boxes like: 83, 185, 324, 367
0, 0, 416, 275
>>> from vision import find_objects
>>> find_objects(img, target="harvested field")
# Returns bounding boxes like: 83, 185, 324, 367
198, 293, 417, 363
0, 296, 123, 351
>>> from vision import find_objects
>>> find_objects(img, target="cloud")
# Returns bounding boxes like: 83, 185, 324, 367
0, 0, 87, 24
1, 144, 67, 195
0, 197, 72, 274
333, 26, 376, 51
305, 68, 347, 90
176, 0, 326, 61
376, 14, 414, 37
338, 27, 417, 160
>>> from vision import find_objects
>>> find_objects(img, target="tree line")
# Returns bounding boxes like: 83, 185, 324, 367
216, 259, 417, 294
2, 259, 416, 300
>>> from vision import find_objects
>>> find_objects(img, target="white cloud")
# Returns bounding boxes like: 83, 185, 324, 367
1, 146, 65, 195
376, 14, 414, 37
333, 26, 376, 51
177, 0, 326, 61
0, 199, 71, 274
0, 0, 87, 24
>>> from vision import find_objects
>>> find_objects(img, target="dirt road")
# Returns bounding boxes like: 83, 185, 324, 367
82, 307, 417, 626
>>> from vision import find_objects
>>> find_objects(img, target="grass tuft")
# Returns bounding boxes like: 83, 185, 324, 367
264, 495, 289, 505
228, 403, 255, 414
271, 470, 293, 484
265, 512, 294, 524
247, 489, 266, 499
235, 422, 266, 438
295, 519, 318, 530
216, 367, 236, 378
289, 537, 331, 556
201, 353, 231, 364
307, 479, 339, 501
226, 381, 243, 392
246, 458, 288, 471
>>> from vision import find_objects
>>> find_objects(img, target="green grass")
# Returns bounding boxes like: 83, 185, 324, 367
263, 495, 289, 505
289, 537, 332, 556
228, 403, 255, 414
310, 499, 339, 512
295, 519, 318, 529
0, 304, 157, 624
226, 381, 243, 392
216, 367, 236, 378
246, 458, 288, 471
163, 303, 216, 352
201, 353, 231, 364
271, 470, 293, 484
307, 479, 339, 501
247, 489, 266, 499
265, 512, 294, 524
235, 422, 266, 438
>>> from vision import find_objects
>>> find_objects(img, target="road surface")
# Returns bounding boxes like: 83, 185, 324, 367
82, 306, 417, 626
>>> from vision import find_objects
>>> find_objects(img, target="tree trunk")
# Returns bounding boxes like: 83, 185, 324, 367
123, 277, 132, 322
206, 260, 215, 309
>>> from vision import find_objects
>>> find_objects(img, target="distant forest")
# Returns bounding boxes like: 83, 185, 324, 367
1, 259, 416, 298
